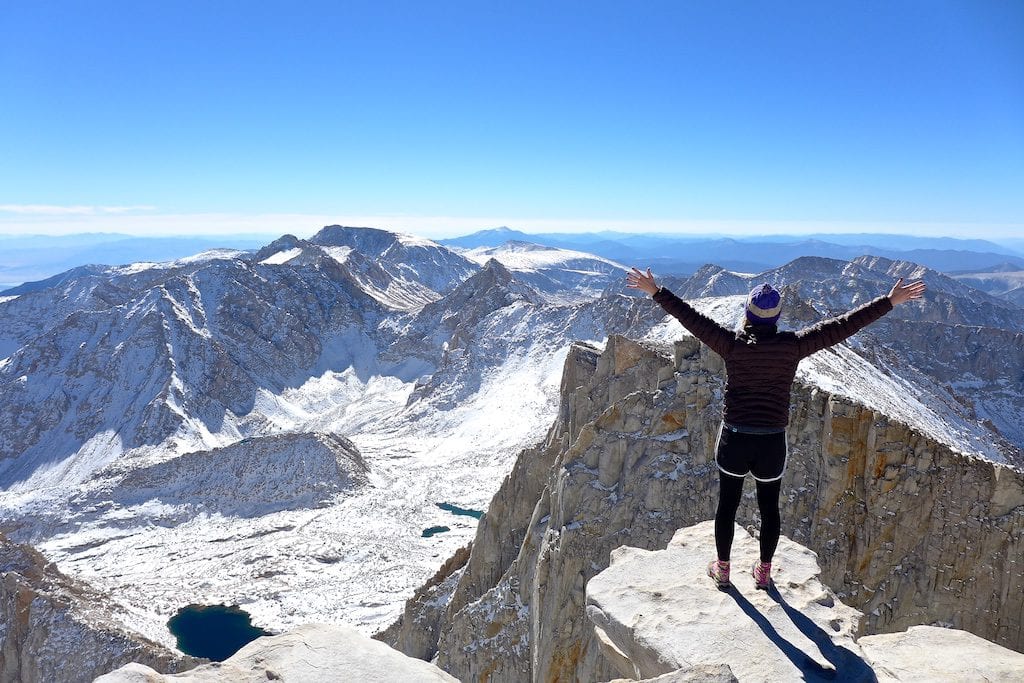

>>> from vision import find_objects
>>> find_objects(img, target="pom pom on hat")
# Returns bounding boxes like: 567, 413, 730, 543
746, 284, 781, 325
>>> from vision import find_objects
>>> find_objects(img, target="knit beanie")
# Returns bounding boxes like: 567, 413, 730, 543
746, 284, 781, 325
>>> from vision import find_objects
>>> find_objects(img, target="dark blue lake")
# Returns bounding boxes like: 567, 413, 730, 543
436, 502, 484, 519
167, 604, 271, 661
421, 502, 485, 536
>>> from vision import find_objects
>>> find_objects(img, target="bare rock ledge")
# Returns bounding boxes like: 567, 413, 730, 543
94, 623, 459, 683
587, 521, 1024, 682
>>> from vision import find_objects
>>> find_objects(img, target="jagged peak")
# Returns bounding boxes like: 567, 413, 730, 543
690, 263, 728, 278
251, 234, 311, 264
261, 233, 303, 251
312, 224, 393, 246
472, 258, 544, 303
310, 225, 443, 253
852, 254, 896, 271
481, 256, 514, 279
677, 264, 749, 298
853, 254, 947, 284
412, 257, 540, 322
753, 255, 852, 289
767, 254, 849, 276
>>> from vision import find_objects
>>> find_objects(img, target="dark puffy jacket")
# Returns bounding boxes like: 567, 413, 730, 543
653, 287, 893, 428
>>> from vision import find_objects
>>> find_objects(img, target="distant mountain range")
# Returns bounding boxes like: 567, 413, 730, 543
3, 228, 1023, 291
440, 227, 1024, 276
949, 262, 1024, 307
0, 233, 272, 290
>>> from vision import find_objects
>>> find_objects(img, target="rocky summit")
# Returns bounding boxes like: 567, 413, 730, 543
384, 333, 1023, 681
587, 521, 1024, 682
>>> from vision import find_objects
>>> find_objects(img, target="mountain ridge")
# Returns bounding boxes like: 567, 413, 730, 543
0, 226, 1020, 656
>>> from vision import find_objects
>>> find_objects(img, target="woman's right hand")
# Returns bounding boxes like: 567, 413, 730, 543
626, 267, 659, 296
888, 278, 926, 305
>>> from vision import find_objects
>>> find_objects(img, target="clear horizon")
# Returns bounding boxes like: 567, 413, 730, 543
2, 217, 1024, 244
2, 2, 1021, 241
2, 223, 1024, 252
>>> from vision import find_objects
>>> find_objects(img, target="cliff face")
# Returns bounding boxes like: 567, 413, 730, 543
385, 334, 1024, 682
0, 534, 197, 683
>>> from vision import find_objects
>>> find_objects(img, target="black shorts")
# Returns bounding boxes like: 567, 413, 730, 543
715, 423, 788, 482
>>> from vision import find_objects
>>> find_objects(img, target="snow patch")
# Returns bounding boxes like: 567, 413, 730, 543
114, 262, 160, 275
4, 430, 125, 493
395, 233, 441, 248
463, 242, 626, 272
172, 249, 245, 265
259, 247, 303, 265
322, 245, 354, 263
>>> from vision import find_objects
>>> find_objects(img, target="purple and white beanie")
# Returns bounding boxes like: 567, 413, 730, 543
746, 284, 781, 325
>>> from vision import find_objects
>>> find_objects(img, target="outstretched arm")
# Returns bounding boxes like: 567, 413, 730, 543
797, 278, 926, 358
627, 267, 734, 358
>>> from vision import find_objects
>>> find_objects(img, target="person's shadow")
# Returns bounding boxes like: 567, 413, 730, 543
726, 585, 877, 682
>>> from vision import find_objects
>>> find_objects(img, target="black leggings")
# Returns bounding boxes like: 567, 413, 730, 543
715, 472, 781, 564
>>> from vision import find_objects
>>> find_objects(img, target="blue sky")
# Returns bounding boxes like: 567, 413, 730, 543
1, 1, 1021, 238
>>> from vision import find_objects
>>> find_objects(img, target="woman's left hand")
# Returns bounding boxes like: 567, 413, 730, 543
627, 267, 659, 296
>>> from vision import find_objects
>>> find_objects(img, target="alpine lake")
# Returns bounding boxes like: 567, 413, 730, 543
421, 501, 484, 537
167, 604, 272, 661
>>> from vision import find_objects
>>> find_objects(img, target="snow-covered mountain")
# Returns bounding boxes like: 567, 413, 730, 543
951, 262, 1024, 307
455, 240, 629, 302
441, 229, 1024, 276
0, 227, 1020, 653
0, 227, 655, 647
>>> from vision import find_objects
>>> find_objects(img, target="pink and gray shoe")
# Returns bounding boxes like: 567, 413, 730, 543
753, 561, 772, 590
707, 560, 731, 590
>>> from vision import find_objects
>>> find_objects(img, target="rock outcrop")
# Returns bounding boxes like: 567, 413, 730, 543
587, 521, 1024, 682
0, 534, 197, 683
858, 625, 1024, 682
96, 623, 458, 682
588, 521, 869, 681
385, 334, 1024, 682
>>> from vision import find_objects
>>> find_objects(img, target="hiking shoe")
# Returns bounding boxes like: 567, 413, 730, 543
707, 560, 731, 590
753, 561, 772, 590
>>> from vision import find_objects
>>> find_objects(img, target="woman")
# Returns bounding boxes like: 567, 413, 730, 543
626, 267, 925, 590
